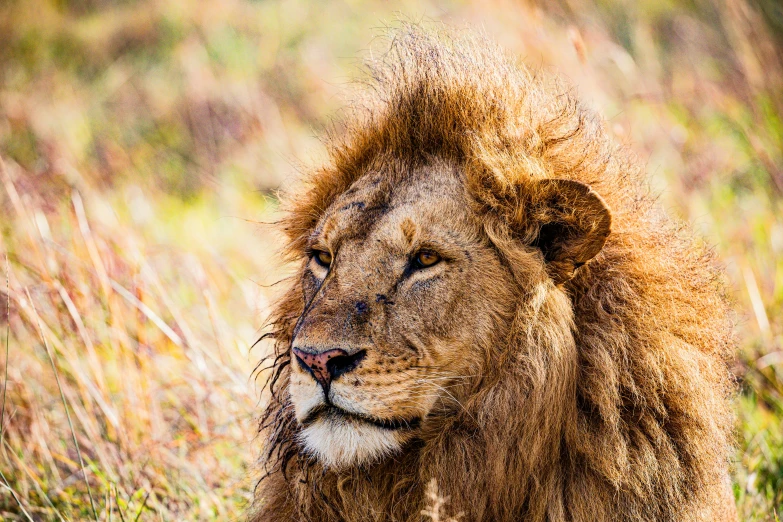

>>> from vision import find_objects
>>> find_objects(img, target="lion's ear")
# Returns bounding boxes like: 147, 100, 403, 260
530, 179, 612, 284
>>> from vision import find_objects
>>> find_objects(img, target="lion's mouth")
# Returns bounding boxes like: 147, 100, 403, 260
302, 405, 421, 431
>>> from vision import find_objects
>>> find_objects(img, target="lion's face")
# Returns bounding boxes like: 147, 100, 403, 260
289, 163, 518, 468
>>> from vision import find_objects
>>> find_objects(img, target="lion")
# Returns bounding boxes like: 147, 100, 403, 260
252, 26, 737, 522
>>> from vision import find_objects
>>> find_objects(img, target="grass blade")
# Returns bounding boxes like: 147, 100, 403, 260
1, 254, 9, 447
115, 482, 127, 522
133, 492, 150, 522
0, 469, 34, 522
27, 288, 99, 521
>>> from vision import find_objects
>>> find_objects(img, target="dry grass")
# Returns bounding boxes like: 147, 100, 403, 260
0, 153, 282, 519
0, 0, 781, 519
421, 479, 462, 522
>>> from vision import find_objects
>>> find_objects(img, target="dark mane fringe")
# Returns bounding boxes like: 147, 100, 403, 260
255, 296, 300, 485
253, 24, 736, 521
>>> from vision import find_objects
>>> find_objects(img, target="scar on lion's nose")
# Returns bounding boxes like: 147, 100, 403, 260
292, 347, 367, 388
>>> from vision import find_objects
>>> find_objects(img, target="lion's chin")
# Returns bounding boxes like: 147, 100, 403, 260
298, 412, 409, 469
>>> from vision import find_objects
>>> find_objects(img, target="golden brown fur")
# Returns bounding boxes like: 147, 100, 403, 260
253, 26, 737, 522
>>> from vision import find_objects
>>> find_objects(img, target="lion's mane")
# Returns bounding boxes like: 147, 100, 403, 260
254, 25, 736, 522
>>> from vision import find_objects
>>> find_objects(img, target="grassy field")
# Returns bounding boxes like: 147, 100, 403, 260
0, 0, 781, 519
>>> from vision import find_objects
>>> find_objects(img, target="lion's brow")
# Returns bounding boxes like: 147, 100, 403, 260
400, 218, 417, 245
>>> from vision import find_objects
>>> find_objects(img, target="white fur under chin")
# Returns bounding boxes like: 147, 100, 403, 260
298, 414, 402, 468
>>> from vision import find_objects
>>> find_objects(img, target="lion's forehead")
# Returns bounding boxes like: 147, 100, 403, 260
318, 163, 472, 249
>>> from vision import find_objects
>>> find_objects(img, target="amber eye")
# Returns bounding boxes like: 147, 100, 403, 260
414, 250, 441, 268
312, 250, 333, 268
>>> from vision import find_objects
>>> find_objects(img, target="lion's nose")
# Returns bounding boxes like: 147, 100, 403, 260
292, 347, 367, 388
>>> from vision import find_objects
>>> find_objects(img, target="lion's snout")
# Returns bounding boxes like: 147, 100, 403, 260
292, 346, 367, 388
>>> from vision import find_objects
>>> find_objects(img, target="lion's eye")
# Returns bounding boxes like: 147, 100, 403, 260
312, 250, 333, 268
413, 250, 441, 268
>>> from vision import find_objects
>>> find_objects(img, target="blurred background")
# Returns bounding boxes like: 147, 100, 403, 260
0, 0, 781, 519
